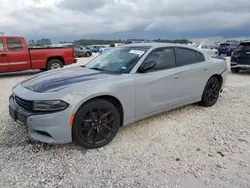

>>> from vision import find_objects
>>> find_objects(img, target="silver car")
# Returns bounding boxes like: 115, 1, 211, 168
9, 43, 228, 149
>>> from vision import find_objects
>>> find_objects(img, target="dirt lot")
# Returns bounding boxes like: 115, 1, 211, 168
0, 56, 250, 188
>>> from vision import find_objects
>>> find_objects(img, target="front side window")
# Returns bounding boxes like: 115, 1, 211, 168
6, 38, 23, 51
142, 48, 176, 72
0, 39, 4, 51
176, 48, 205, 66
86, 46, 150, 73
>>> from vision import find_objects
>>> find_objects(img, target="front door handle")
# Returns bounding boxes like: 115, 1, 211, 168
0, 54, 7, 57
174, 75, 180, 79
204, 68, 208, 71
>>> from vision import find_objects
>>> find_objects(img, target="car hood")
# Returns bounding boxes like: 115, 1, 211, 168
21, 67, 118, 93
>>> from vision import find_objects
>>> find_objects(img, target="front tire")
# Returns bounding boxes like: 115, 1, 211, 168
72, 99, 120, 149
200, 77, 221, 107
47, 59, 63, 70
231, 67, 240, 73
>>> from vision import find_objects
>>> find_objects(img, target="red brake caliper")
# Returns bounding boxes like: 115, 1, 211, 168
103, 116, 108, 122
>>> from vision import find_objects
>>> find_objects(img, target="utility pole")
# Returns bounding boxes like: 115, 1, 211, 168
0, 32, 4, 36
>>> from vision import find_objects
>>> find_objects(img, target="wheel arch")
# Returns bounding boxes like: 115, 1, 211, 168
210, 74, 223, 88
75, 95, 124, 127
47, 56, 65, 65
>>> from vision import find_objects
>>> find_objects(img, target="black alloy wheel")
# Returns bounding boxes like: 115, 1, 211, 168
85, 52, 91, 57
72, 99, 120, 149
201, 77, 221, 107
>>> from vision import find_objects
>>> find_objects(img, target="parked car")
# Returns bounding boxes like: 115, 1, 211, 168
197, 44, 218, 56
63, 45, 92, 57
9, 43, 227, 149
86, 46, 98, 53
230, 42, 250, 73
98, 46, 109, 54
0, 36, 77, 73
218, 42, 238, 56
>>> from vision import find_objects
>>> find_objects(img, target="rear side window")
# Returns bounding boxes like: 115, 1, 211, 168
0, 39, 4, 51
6, 38, 23, 51
175, 48, 205, 66
201, 45, 208, 49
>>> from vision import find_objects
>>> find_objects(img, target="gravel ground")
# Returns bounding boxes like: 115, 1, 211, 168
0, 56, 250, 188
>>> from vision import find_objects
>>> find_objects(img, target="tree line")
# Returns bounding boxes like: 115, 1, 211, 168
72, 39, 123, 45
28, 39, 52, 46
153, 38, 192, 44
28, 38, 192, 47
72, 38, 192, 45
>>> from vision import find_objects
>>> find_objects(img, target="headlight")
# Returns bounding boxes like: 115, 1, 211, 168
33, 100, 69, 112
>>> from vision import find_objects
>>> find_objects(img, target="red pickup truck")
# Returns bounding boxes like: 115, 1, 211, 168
0, 36, 77, 73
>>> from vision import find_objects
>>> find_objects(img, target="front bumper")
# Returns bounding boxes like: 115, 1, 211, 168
9, 95, 73, 144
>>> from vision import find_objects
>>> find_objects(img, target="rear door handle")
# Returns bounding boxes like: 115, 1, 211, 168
204, 68, 208, 71
174, 75, 180, 79
0, 54, 7, 57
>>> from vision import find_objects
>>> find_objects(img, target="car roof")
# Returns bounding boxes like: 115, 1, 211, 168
239, 41, 250, 44
122, 42, 197, 49
121, 42, 211, 60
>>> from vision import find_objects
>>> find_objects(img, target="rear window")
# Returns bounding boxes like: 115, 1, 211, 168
219, 43, 230, 47
6, 38, 23, 51
220, 43, 238, 47
0, 39, 4, 51
237, 43, 250, 50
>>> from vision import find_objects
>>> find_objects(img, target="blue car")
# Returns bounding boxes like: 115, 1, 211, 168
218, 42, 238, 56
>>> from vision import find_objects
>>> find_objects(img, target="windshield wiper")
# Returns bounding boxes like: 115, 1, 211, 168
89, 67, 104, 71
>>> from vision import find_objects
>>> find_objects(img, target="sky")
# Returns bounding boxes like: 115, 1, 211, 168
1, 0, 250, 42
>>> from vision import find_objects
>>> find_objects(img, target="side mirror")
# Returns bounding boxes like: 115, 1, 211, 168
139, 61, 156, 72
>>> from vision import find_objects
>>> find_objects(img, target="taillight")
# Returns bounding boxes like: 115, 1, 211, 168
232, 49, 239, 55
73, 49, 75, 57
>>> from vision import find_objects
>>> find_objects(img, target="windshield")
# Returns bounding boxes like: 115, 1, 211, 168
85, 47, 150, 73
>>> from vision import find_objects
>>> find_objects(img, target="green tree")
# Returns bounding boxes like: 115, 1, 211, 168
28, 40, 35, 46
36, 40, 41, 46
36, 39, 52, 46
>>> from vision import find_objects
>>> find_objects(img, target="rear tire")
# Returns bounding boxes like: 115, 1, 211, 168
72, 99, 120, 149
85, 52, 91, 57
200, 77, 221, 107
47, 59, 63, 70
231, 67, 240, 73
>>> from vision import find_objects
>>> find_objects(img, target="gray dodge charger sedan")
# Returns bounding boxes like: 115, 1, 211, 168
9, 43, 228, 149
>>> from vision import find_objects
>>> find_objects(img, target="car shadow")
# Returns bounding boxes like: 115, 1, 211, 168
237, 70, 250, 75
0, 70, 41, 78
